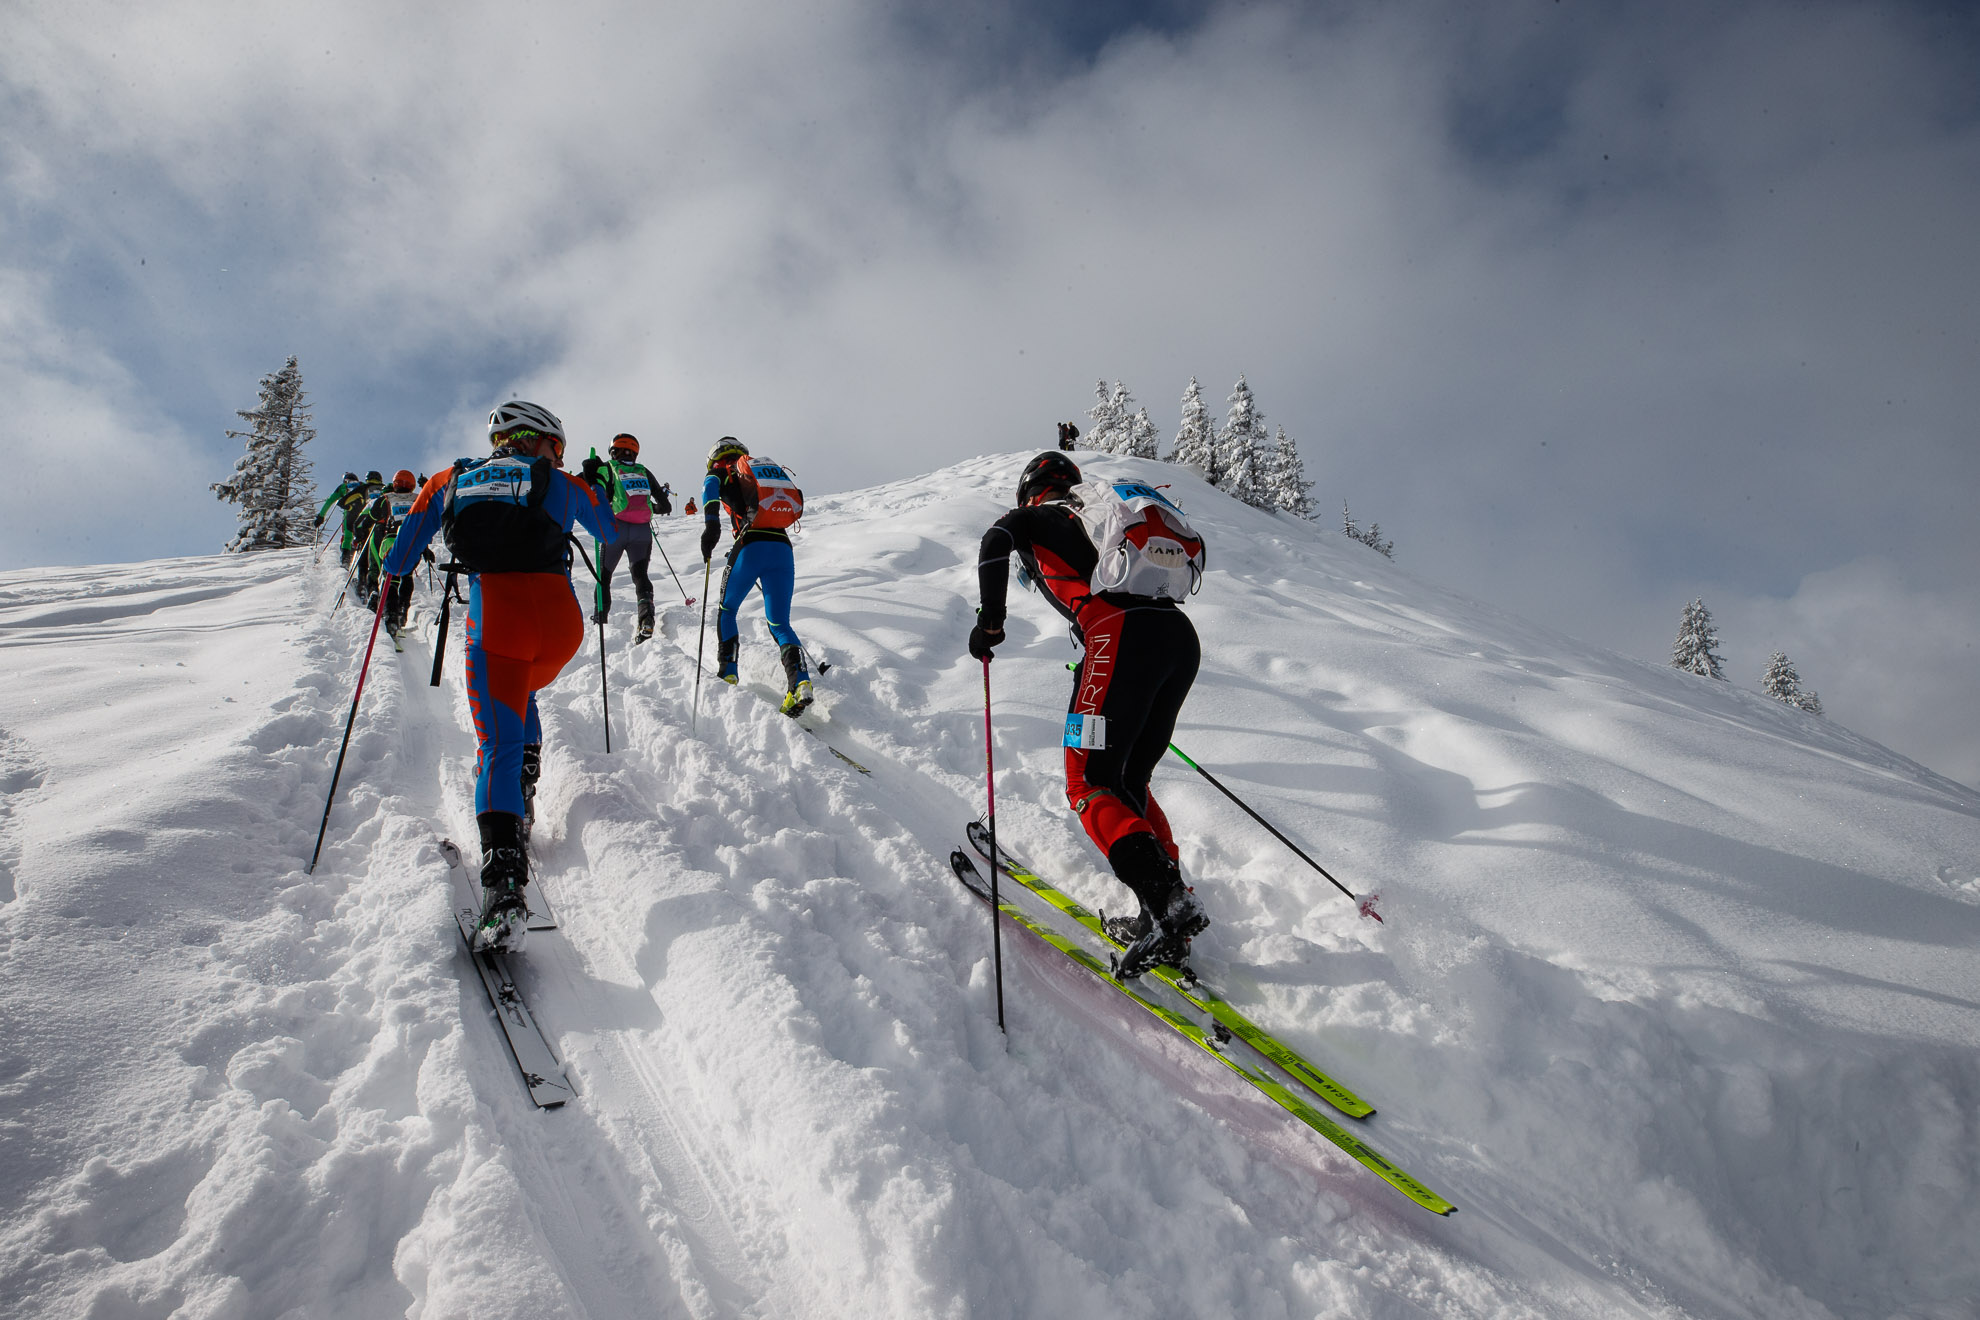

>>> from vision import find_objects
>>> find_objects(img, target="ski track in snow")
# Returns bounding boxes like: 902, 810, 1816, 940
0, 454, 1976, 1319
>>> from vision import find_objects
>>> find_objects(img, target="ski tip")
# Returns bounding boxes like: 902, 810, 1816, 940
437, 838, 463, 868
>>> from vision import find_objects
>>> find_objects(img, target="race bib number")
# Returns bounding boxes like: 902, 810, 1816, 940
454, 459, 533, 504
1063, 713, 1108, 750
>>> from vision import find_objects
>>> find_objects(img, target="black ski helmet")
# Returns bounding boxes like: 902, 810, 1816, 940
365, 470, 384, 485
707, 437, 748, 472
1016, 451, 1080, 507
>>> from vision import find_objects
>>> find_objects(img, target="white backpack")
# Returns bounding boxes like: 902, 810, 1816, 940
1075, 479, 1206, 601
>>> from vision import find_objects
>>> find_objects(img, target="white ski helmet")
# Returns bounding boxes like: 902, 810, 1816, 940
487, 400, 565, 443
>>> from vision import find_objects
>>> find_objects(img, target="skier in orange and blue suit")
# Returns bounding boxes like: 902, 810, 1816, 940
381, 400, 614, 948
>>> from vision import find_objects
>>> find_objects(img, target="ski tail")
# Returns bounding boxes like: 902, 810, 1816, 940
964, 821, 1374, 1120
948, 848, 1452, 1216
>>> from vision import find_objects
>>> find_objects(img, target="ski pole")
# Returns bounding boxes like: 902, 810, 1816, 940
982, 658, 1007, 1032
1166, 743, 1382, 921
568, 536, 612, 753
308, 577, 393, 874
801, 641, 833, 676
653, 538, 695, 606
429, 565, 459, 688
691, 558, 712, 734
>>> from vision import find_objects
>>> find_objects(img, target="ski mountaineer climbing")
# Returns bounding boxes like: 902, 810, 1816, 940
360, 471, 426, 638
579, 433, 659, 642
970, 451, 1210, 980
315, 472, 372, 567
654, 481, 673, 516
381, 401, 614, 951
348, 471, 389, 603
699, 438, 813, 716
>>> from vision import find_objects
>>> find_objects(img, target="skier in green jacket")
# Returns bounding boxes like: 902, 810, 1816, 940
315, 472, 374, 568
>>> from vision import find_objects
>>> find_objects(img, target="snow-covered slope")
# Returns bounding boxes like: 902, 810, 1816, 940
1, 453, 1975, 1320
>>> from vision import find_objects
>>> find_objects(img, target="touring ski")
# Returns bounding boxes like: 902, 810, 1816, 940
438, 839, 573, 1108
950, 848, 1450, 1214
966, 821, 1372, 1119
441, 837, 558, 931
949, 849, 1450, 1214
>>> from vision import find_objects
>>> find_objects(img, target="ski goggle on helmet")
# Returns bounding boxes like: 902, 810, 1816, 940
1016, 451, 1081, 506
707, 437, 748, 472
487, 399, 566, 466
610, 433, 640, 460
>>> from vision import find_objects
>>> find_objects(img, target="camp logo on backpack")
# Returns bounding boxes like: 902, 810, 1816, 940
1076, 479, 1206, 601
740, 457, 804, 531
442, 454, 569, 574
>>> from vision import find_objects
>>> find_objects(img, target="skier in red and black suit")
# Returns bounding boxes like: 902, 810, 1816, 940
970, 451, 1208, 978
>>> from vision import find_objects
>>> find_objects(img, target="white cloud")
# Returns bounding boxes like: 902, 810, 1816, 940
3, 0, 1976, 776
0, 268, 226, 566
1734, 559, 1980, 789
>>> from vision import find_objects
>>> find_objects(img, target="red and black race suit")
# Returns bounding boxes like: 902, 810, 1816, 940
978, 500, 1200, 861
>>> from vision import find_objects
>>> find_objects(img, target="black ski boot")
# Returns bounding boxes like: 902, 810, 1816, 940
475, 810, 530, 952
1102, 906, 1153, 946
1108, 833, 1207, 979
779, 643, 814, 717
519, 744, 542, 841
717, 635, 740, 685
635, 596, 655, 644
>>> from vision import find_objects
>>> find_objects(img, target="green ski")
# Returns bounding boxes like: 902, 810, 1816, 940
966, 821, 1373, 1120
950, 848, 1453, 1216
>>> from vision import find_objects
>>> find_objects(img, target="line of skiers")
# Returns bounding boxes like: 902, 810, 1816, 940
343, 399, 1210, 981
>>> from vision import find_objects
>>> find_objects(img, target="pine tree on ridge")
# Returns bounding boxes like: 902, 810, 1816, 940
1761, 651, 1823, 715
1169, 377, 1218, 481
1671, 599, 1726, 679
212, 355, 318, 553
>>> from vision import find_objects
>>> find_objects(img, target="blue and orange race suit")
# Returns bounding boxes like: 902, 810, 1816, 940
383, 454, 614, 817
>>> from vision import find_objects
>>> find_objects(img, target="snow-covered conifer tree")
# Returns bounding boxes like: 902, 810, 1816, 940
1341, 501, 1393, 556
212, 355, 318, 552
1761, 651, 1823, 715
1168, 377, 1218, 480
1670, 599, 1726, 679
1123, 406, 1161, 459
1264, 426, 1315, 517
1084, 380, 1133, 454
1216, 375, 1272, 506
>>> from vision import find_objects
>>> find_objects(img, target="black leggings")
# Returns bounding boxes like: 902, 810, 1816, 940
1065, 601, 1199, 857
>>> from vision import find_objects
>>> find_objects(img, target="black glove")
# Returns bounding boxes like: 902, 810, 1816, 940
700, 525, 720, 561
968, 622, 1005, 661
580, 455, 606, 489
313, 513, 325, 527
422, 547, 437, 565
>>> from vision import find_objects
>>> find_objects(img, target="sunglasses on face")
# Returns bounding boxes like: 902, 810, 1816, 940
505, 429, 565, 459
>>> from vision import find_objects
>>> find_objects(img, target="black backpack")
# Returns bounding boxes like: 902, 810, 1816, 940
441, 453, 569, 574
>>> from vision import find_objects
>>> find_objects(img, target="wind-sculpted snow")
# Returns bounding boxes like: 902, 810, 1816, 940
0, 454, 1975, 1319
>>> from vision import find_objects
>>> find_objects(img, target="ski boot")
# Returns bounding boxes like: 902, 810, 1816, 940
474, 811, 530, 953
779, 643, 813, 717
635, 598, 655, 645
717, 636, 740, 686
1101, 906, 1152, 947
519, 743, 542, 841
1108, 833, 1208, 980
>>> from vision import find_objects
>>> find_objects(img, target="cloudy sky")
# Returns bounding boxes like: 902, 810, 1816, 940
6, 0, 1977, 786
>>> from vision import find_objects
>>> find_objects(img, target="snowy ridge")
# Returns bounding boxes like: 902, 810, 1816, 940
1, 454, 1976, 1319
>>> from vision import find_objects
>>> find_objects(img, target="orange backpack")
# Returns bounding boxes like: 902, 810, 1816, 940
740, 457, 804, 531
